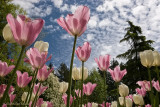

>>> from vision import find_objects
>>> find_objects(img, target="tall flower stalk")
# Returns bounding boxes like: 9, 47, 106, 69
81, 61, 84, 107
103, 71, 106, 107
147, 67, 153, 106
67, 35, 77, 107
0, 45, 25, 106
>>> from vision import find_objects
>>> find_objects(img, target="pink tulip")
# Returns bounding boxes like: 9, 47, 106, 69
75, 89, 84, 97
95, 54, 110, 71
46, 101, 53, 107
137, 80, 154, 91
84, 102, 92, 107
99, 102, 111, 107
6, 14, 44, 46
26, 48, 52, 69
16, 71, 32, 88
0, 61, 15, 77
57, 6, 90, 37
8, 86, 15, 95
153, 80, 160, 92
145, 104, 151, 107
108, 66, 127, 82
0, 84, 7, 98
37, 65, 53, 81
136, 88, 146, 97
9, 94, 16, 104
62, 93, 73, 106
2, 104, 7, 107
75, 42, 91, 62
29, 98, 44, 107
33, 83, 48, 96
126, 94, 133, 102
84, 82, 97, 96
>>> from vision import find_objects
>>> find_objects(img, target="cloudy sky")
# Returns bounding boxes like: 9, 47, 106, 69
12, 0, 160, 70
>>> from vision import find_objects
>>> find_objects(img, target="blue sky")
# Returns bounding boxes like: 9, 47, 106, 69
12, 0, 160, 70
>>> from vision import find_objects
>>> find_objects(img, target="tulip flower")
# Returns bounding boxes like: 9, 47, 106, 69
0, 61, 15, 77
152, 51, 160, 66
75, 42, 91, 62
0, 84, 7, 98
95, 54, 110, 71
153, 80, 160, 92
6, 14, 44, 46
135, 88, 146, 97
119, 83, 129, 97
83, 102, 98, 107
37, 65, 53, 81
75, 89, 84, 98
126, 95, 133, 101
41, 101, 53, 107
33, 83, 48, 96
2, 104, 7, 107
133, 94, 144, 106
83, 82, 97, 96
26, 48, 52, 69
29, 98, 44, 107
21, 92, 35, 102
72, 67, 88, 80
59, 82, 68, 93
137, 80, 153, 91
2, 24, 15, 43
119, 97, 124, 106
8, 86, 14, 95
108, 66, 127, 82
111, 101, 117, 107
16, 71, 32, 88
99, 102, 111, 107
9, 94, 16, 104
140, 50, 154, 68
34, 41, 49, 53
125, 97, 132, 107
145, 104, 151, 107
57, 6, 90, 37
62, 93, 73, 106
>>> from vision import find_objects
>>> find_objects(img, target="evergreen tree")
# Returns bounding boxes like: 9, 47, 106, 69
117, 21, 155, 90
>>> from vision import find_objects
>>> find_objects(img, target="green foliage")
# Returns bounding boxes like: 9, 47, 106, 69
42, 73, 65, 107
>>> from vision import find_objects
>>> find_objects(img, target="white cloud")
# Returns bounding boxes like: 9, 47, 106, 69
51, 0, 63, 8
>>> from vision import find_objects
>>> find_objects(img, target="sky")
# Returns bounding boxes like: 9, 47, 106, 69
12, 0, 160, 70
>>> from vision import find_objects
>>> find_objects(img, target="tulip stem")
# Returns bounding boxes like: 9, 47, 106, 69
81, 61, 84, 107
67, 35, 77, 107
25, 69, 37, 104
147, 67, 153, 106
103, 71, 106, 107
0, 45, 25, 106
27, 68, 39, 104
31, 82, 42, 107
156, 66, 160, 85
73, 80, 76, 107
116, 82, 120, 107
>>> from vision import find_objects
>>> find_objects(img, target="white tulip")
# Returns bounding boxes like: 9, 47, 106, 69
34, 41, 49, 53
72, 67, 88, 80
111, 101, 117, 107
119, 97, 124, 106
140, 50, 154, 68
133, 94, 144, 105
125, 97, 132, 107
119, 83, 129, 97
59, 82, 68, 93
21, 92, 35, 102
41, 101, 48, 107
92, 102, 98, 107
3, 24, 15, 43
152, 51, 160, 66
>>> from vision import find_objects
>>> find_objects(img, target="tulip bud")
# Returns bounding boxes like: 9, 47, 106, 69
140, 50, 154, 68
59, 82, 68, 93
111, 101, 117, 107
119, 97, 124, 106
119, 83, 129, 97
72, 67, 88, 80
92, 102, 98, 107
2, 24, 15, 43
125, 98, 132, 107
21, 92, 35, 102
133, 94, 144, 105
152, 51, 160, 66
34, 41, 49, 53
41, 101, 48, 107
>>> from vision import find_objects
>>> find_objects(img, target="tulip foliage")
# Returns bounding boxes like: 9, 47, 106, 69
0, 4, 160, 107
